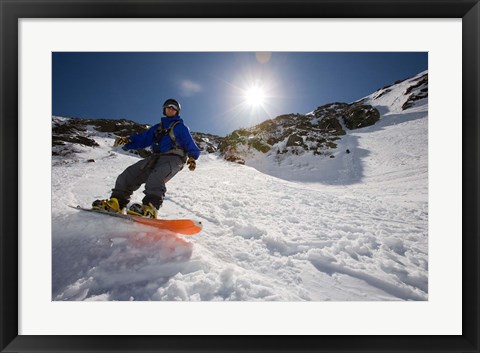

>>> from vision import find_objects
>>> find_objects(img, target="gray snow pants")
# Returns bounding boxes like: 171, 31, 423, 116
111, 154, 184, 209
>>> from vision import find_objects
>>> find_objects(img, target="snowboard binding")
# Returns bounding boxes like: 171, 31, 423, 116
92, 198, 124, 214
127, 203, 158, 219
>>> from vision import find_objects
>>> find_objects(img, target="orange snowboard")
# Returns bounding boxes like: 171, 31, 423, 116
70, 205, 202, 235
132, 217, 202, 235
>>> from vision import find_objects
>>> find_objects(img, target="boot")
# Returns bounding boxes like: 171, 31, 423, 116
92, 197, 124, 214
127, 203, 158, 219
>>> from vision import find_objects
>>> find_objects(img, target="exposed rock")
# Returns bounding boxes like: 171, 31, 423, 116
343, 104, 380, 130
218, 101, 378, 162
402, 73, 428, 110
286, 134, 304, 147
52, 122, 99, 147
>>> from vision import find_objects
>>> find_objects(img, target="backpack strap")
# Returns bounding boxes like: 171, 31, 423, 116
153, 120, 187, 161
167, 120, 181, 147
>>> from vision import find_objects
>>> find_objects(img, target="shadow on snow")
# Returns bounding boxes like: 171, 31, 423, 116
52, 212, 193, 301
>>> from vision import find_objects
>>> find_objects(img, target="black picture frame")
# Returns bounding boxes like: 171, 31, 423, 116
1, 0, 479, 352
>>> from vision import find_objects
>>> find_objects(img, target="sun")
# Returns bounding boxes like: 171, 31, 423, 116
245, 86, 265, 107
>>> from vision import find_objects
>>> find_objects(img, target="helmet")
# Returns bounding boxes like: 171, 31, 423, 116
163, 98, 181, 115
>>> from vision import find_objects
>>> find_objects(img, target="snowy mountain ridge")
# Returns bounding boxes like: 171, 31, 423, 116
220, 71, 427, 167
52, 71, 427, 177
52, 116, 222, 158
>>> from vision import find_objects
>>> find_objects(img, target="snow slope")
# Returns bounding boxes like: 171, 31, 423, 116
52, 72, 428, 301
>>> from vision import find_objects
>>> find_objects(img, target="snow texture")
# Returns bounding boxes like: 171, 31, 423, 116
52, 71, 428, 301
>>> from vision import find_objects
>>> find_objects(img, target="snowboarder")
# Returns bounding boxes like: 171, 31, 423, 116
92, 98, 200, 218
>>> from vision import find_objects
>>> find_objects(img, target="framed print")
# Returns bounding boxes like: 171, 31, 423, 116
1, 0, 479, 352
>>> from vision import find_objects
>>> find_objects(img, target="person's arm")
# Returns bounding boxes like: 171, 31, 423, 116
123, 125, 158, 150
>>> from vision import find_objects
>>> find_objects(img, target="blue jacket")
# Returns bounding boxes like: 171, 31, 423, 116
125, 116, 200, 160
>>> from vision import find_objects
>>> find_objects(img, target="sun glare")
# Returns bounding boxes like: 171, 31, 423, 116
218, 73, 278, 130
245, 86, 266, 107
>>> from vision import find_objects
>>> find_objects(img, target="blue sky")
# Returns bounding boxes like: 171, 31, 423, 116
53, 52, 427, 136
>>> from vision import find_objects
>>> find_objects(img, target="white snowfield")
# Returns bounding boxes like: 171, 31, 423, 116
52, 72, 428, 301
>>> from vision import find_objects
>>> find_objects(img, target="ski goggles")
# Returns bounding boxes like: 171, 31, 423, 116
164, 104, 179, 111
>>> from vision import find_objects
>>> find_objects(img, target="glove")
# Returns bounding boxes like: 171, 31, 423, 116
187, 156, 196, 171
114, 136, 130, 147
